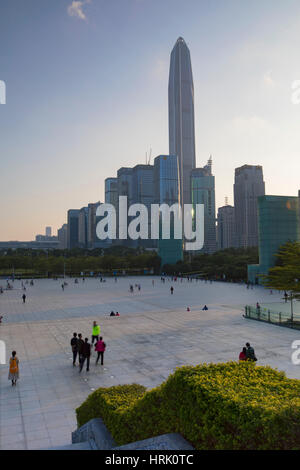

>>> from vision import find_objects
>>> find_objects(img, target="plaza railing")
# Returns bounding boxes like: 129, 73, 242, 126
244, 305, 300, 330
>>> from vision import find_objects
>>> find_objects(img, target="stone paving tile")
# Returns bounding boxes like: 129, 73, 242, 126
0, 277, 300, 450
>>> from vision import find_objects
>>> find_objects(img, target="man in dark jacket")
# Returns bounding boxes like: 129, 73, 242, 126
77, 333, 84, 367
79, 338, 91, 372
70, 333, 78, 366
246, 342, 257, 362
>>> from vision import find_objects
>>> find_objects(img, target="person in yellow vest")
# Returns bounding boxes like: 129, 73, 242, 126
92, 321, 100, 345
8, 351, 19, 386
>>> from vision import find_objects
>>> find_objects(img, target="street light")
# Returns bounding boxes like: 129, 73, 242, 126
291, 279, 299, 325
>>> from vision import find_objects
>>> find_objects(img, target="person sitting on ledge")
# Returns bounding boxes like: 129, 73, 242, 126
239, 347, 247, 361
202, 305, 208, 311
110, 311, 115, 317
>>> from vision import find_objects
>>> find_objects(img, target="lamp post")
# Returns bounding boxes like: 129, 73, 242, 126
291, 279, 299, 325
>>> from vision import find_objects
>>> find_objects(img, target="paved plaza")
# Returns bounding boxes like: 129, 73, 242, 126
1, 277, 300, 450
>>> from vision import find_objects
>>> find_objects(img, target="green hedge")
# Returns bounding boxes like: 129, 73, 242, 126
76, 362, 300, 449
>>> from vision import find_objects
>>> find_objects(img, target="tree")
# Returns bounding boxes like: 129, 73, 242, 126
262, 242, 300, 322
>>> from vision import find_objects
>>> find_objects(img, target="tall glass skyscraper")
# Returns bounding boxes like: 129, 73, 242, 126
234, 165, 265, 248
67, 209, 80, 249
154, 155, 183, 267
169, 37, 196, 206
191, 158, 217, 254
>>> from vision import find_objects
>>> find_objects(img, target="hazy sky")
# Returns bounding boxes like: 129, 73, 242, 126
1, 0, 300, 240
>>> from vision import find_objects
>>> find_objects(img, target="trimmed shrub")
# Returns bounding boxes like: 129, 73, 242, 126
76, 362, 300, 449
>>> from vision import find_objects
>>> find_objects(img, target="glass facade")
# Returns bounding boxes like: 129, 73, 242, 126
217, 205, 235, 250
169, 37, 196, 206
105, 178, 118, 209
132, 165, 155, 248
67, 209, 80, 249
234, 165, 265, 248
191, 162, 216, 254
248, 196, 300, 284
154, 155, 183, 267
78, 206, 88, 248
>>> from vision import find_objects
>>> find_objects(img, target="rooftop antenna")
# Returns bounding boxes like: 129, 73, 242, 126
207, 155, 212, 174
148, 147, 152, 165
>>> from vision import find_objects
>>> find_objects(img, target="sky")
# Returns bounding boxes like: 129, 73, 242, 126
1, 0, 300, 240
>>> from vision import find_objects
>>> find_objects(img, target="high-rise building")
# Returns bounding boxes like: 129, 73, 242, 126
45, 227, 52, 237
217, 205, 235, 250
105, 178, 118, 209
169, 37, 196, 206
248, 195, 300, 284
87, 202, 101, 249
132, 164, 155, 248
57, 224, 68, 249
116, 168, 133, 246
191, 158, 217, 253
67, 210, 80, 249
78, 207, 89, 248
154, 155, 183, 267
234, 165, 265, 248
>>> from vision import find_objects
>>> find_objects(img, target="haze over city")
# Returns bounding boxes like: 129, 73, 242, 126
1, 0, 300, 240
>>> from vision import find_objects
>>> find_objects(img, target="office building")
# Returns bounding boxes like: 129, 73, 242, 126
191, 158, 217, 253
78, 207, 89, 248
217, 205, 235, 250
154, 155, 183, 267
234, 165, 265, 248
169, 37, 196, 206
57, 224, 68, 250
132, 164, 155, 248
67, 210, 80, 249
87, 202, 101, 249
105, 178, 118, 209
248, 195, 300, 284
45, 227, 52, 237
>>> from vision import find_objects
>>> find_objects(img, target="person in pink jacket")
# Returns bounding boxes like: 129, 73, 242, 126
95, 337, 106, 365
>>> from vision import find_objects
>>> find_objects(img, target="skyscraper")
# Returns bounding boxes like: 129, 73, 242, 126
191, 158, 217, 254
57, 224, 68, 250
169, 37, 196, 206
105, 178, 118, 209
78, 206, 88, 248
67, 210, 80, 249
234, 165, 265, 248
154, 155, 183, 267
87, 202, 101, 249
248, 195, 300, 284
217, 205, 235, 250
45, 227, 52, 237
132, 164, 155, 248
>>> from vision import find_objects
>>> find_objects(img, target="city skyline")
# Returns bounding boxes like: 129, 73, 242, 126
2, 1, 300, 240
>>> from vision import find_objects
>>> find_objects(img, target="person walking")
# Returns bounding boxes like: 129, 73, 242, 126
92, 321, 100, 345
246, 342, 257, 362
79, 338, 91, 372
77, 333, 84, 366
70, 333, 78, 366
170, 286, 174, 295
8, 351, 19, 386
95, 337, 106, 365
239, 347, 247, 361
22, 293, 26, 303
